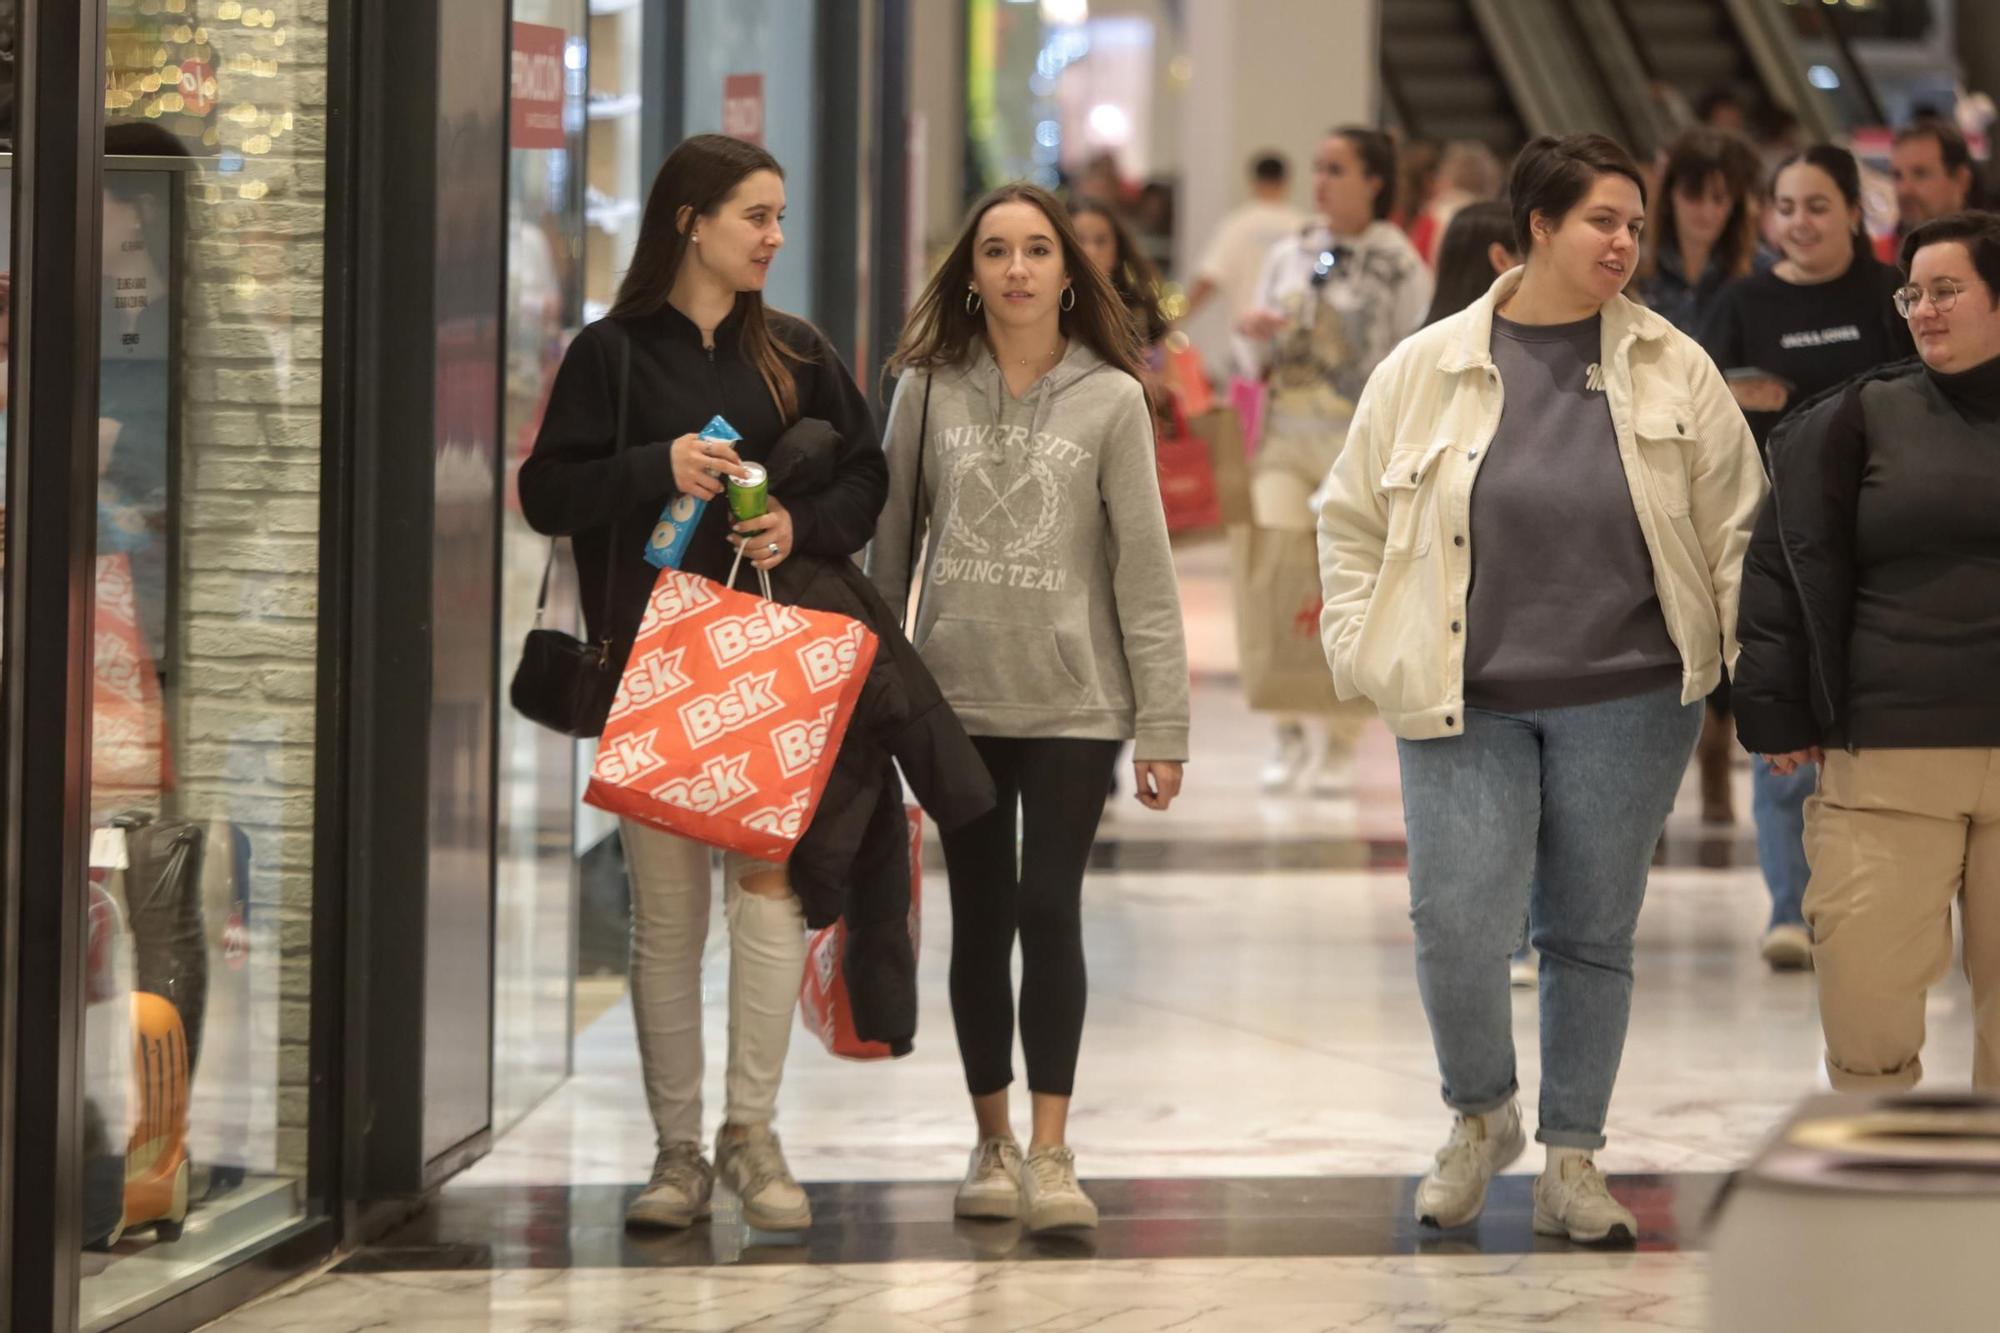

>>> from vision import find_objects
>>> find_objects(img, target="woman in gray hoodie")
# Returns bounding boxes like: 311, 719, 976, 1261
869, 184, 1190, 1235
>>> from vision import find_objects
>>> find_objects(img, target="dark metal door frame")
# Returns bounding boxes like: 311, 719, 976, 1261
2, 0, 108, 1325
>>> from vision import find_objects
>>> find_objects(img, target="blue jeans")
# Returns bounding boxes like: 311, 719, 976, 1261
1752, 757, 1816, 929
1397, 687, 1701, 1149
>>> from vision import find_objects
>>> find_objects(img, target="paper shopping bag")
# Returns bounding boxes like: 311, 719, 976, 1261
1156, 398, 1222, 535
800, 804, 922, 1061
1230, 524, 1343, 714
1162, 337, 1214, 416
584, 566, 879, 862
1188, 407, 1251, 528
1228, 374, 1266, 457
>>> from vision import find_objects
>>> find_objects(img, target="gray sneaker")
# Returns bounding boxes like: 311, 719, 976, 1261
716, 1125, 812, 1231
1414, 1101, 1526, 1230
1021, 1145, 1098, 1233
955, 1136, 1025, 1220
625, 1142, 713, 1230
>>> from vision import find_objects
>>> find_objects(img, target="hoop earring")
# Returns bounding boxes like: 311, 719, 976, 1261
1060, 286, 1076, 312
965, 288, 982, 316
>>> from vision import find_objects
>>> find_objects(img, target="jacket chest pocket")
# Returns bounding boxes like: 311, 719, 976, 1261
1379, 443, 1446, 560
1633, 403, 1695, 518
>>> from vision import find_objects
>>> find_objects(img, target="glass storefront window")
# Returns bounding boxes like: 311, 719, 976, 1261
498, 0, 588, 1136
70, 2, 331, 1324
680, 0, 821, 320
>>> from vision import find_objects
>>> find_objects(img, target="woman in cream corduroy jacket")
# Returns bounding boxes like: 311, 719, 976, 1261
1312, 134, 1765, 1250
1316, 265, 1764, 738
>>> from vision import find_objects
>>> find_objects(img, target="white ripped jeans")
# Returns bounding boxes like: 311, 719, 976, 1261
619, 820, 805, 1148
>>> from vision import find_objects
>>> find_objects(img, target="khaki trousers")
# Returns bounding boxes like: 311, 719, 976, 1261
1803, 747, 2000, 1092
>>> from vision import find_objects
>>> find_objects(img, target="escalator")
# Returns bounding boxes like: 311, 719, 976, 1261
1379, 0, 1529, 157
1380, 0, 1662, 160
1606, 0, 1849, 142
1381, 0, 1856, 163
1611, 0, 1763, 113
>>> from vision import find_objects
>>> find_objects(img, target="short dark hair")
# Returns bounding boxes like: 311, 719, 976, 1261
1331, 126, 1398, 221
1506, 133, 1647, 255
1895, 117, 1974, 177
1251, 153, 1288, 184
1899, 210, 2000, 306
1772, 144, 1871, 263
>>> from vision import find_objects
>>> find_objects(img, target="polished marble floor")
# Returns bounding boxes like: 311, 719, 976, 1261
204, 539, 1984, 1331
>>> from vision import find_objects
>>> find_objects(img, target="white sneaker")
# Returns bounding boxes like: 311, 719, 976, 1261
1259, 725, 1310, 794
1414, 1102, 1525, 1229
955, 1136, 1024, 1220
625, 1143, 714, 1230
1307, 746, 1353, 798
1533, 1155, 1638, 1245
1510, 950, 1539, 989
715, 1125, 812, 1231
1021, 1145, 1098, 1233
1761, 923, 1813, 971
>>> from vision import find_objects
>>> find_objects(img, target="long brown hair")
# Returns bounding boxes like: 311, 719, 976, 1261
610, 134, 807, 420
1068, 198, 1170, 345
1638, 127, 1760, 286
889, 183, 1149, 389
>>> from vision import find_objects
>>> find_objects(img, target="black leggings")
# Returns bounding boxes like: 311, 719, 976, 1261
941, 736, 1121, 1098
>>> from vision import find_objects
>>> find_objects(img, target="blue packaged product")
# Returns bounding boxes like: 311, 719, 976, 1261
644, 414, 740, 570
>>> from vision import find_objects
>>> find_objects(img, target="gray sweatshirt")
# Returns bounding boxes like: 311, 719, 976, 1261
867, 343, 1191, 761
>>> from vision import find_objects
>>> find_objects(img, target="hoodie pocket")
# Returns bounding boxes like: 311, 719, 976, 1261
919, 615, 1090, 709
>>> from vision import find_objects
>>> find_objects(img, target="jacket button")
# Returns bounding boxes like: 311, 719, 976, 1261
1450, 621, 1461, 633
1467, 450, 1479, 461
1445, 715, 1457, 727
1677, 422, 1686, 434
1410, 471, 1420, 483
1454, 535, 1466, 547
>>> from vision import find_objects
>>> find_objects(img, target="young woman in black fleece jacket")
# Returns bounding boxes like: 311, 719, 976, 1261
519, 134, 885, 1236
1735, 210, 2000, 1096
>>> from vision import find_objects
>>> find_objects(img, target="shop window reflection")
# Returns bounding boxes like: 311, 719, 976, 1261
76, 0, 330, 1325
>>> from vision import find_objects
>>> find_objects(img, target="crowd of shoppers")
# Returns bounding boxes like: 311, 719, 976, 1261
517, 91, 2000, 1251
1700, 144, 1916, 970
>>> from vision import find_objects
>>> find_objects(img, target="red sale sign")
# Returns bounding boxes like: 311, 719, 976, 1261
510, 22, 568, 151
723, 73, 765, 146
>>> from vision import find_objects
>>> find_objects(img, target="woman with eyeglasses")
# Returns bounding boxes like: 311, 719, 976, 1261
1735, 210, 2000, 1092
1236, 126, 1433, 796
1699, 144, 1915, 973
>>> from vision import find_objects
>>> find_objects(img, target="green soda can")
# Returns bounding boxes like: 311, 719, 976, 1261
725, 462, 769, 523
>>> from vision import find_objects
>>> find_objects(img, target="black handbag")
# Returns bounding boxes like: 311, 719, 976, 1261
509, 328, 633, 738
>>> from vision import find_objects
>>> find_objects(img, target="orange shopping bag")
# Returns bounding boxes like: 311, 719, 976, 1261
584, 563, 879, 862
800, 805, 922, 1061
1156, 397, 1222, 534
